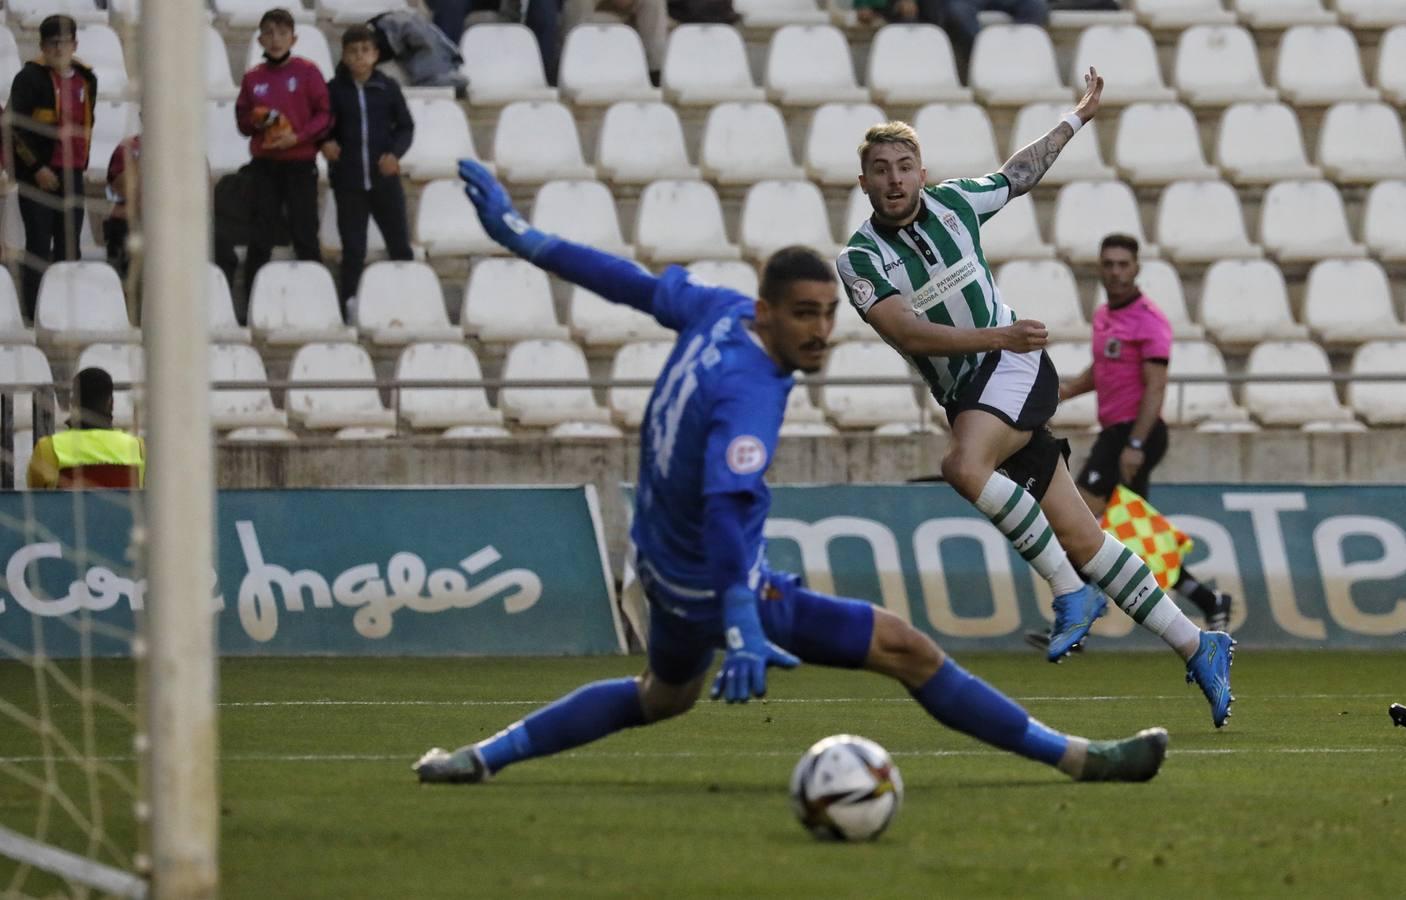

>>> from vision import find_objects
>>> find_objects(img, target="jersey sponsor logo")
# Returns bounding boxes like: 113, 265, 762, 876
882, 258, 905, 273
1104, 337, 1122, 359
851, 278, 875, 305
726, 435, 767, 475
909, 255, 981, 315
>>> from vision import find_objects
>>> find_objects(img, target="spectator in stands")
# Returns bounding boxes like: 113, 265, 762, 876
28, 367, 145, 490
105, 130, 140, 281
8, 14, 98, 324
666, 0, 739, 23
367, 10, 467, 92
853, 0, 942, 26
235, 8, 330, 292
562, 0, 669, 85
430, 1, 560, 85
322, 25, 415, 319
856, 1, 1048, 76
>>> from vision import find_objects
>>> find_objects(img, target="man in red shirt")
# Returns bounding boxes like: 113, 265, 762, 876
235, 7, 330, 314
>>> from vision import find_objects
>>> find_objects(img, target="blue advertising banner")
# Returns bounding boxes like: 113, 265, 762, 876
0, 487, 624, 658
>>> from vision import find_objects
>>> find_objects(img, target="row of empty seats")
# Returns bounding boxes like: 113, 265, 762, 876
4, 0, 408, 29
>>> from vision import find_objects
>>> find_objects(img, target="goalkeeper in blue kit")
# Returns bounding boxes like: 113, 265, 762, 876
414, 161, 1168, 785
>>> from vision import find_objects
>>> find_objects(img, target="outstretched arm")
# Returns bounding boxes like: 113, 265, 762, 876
1000, 67, 1104, 198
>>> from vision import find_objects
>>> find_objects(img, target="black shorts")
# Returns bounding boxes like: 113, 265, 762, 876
943, 348, 1060, 432
1075, 419, 1169, 501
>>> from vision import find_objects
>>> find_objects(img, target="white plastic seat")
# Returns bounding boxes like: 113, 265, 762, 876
243, 26, 333, 80
460, 259, 569, 343
662, 24, 765, 105
1337, 0, 1406, 27
805, 103, 886, 186
1094, 259, 1203, 339
844, 184, 871, 237
1162, 340, 1248, 425
9, 0, 106, 26
1114, 102, 1219, 184
764, 25, 868, 106
866, 24, 971, 105
1232, 0, 1335, 27
0, 269, 33, 345
1009, 103, 1115, 183
979, 194, 1055, 261
1128, 0, 1235, 27
1317, 102, 1406, 183
77, 25, 128, 98
782, 384, 829, 428
1244, 340, 1356, 427
205, 26, 238, 100
460, 24, 557, 105
1155, 180, 1261, 263
36, 262, 138, 348
0, 27, 20, 103
75, 343, 143, 428
206, 100, 252, 177
608, 340, 672, 428
247, 262, 356, 345
1053, 182, 1155, 263
491, 101, 594, 185
401, 98, 480, 180
394, 342, 505, 431
1363, 181, 1406, 262
635, 180, 740, 263
319, 192, 386, 257
317, 0, 410, 25
1199, 259, 1309, 346
531, 180, 632, 257
0, 345, 54, 429
569, 281, 673, 349
287, 342, 395, 430
1378, 26, 1406, 105
86, 100, 138, 185
1215, 102, 1321, 184
415, 179, 507, 258
216, 0, 315, 27
831, 286, 870, 344
740, 181, 839, 261
735, 0, 828, 25
1172, 25, 1276, 106
207, 264, 250, 344
1070, 25, 1176, 105
1348, 341, 1406, 425
209, 344, 286, 430
1259, 180, 1367, 262
597, 102, 699, 185
969, 25, 1072, 105
912, 104, 1001, 180
995, 261, 1088, 341
699, 102, 805, 185
1045, 343, 1098, 429
1303, 260, 1406, 347
686, 260, 759, 297
1275, 26, 1379, 104
559, 24, 663, 105
820, 341, 921, 430
499, 339, 612, 427
355, 261, 459, 345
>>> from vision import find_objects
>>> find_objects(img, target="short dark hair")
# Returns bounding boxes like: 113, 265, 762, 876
760, 246, 836, 303
258, 8, 296, 30
342, 24, 376, 50
1100, 233, 1140, 258
39, 15, 77, 43
72, 367, 114, 425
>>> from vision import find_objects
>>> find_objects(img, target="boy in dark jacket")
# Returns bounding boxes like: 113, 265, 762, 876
8, 14, 98, 322
321, 25, 415, 314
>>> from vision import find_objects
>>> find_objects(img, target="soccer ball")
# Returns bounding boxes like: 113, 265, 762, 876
789, 734, 903, 841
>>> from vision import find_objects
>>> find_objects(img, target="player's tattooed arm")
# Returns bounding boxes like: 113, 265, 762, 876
1000, 66, 1104, 198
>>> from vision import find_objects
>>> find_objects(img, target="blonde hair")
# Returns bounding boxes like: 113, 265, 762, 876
858, 121, 922, 170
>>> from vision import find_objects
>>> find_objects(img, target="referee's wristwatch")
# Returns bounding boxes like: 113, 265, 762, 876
1127, 437, 1145, 451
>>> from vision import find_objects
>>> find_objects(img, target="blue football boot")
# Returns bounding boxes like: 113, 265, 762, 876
1046, 585, 1107, 662
1186, 631, 1236, 728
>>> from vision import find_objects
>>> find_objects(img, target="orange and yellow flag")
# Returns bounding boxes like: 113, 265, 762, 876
1099, 486, 1194, 590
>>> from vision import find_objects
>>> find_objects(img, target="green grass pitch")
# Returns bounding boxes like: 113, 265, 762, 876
3, 651, 1404, 898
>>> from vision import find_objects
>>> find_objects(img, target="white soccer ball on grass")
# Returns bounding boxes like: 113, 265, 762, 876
789, 734, 903, 841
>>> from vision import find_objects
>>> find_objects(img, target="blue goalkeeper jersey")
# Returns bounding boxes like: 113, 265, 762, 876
631, 267, 793, 608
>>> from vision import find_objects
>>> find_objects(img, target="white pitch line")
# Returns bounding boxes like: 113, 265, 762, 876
218, 693, 1399, 708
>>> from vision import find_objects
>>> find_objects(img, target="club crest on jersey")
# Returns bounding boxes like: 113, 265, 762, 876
287, 76, 298, 92
941, 212, 960, 232
726, 435, 767, 475
253, 83, 269, 96
851, 278, 875, 305
1104, 337, 1122, 359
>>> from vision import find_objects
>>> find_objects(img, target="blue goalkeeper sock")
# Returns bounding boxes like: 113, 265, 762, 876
910, 659, 1068, 766
476, 677, 646, 773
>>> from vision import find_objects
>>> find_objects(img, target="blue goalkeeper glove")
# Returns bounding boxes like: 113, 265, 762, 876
458, 158, 554, 260
710, 585, 800, 704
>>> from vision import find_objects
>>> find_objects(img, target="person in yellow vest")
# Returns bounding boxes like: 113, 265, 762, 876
27, 367, 145, 489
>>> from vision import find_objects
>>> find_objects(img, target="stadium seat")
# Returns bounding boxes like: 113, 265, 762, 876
286, 342, 396, 431
223, 426, 298, 442
559, 24, 663, 105
355, 261, 459, 346
843, 185, 871, 237
979, 194, 1055, 261
782, 384, 832, 433
205, 26, 238, 100
1161, 340, 1249, 426
1317, 102, 1406, 183
75, 343, 143, 428
394, 342, 506, 432
1244, 340, 1358, 428
1070, 25, 1176, 105
764, 25, 869, 106
208, 343, 287, 431
995, 261, 1088, 342
205, 100, 252, 177
531, 180, 632, 258
634, 180, 740, 263
247, 262, 356, 346
461, 259, 570, 344
243, 26, 333, 80
401, 99, 480, 180
1155, 180, 1262, 263
1199, 259, 1309, 346
0, 27, 20, 103
35, 262, 138, 349
1303, 259, 1406, 347
608, 340, 672, 428
830, 286, 871, 343
77, 25, 128, 98
0, 345, 54, 429
686, 260, 759, 297
1114, 103, 1219, 185
734, 0, 828, 25
1171, 25, 1277, 106
1259, 180, 1367, 262
316, 0, 411, 25
415, 179, 507, 258
1363, 181, 1406, 262
1053, 182, 1154, 263
740, 180, 839, 261
207, 264, 250, 344
1214, 102, 1321, 184
319, 192, 385, 257
1009, 103, 1115, 183
499, 339, 613, 427
1128, 0, 1235, 27
7, 0, 106, 27
700, 102, 805, 185
662, 24, 765, 106
866, 24, 971, 105
460, 24, 558, 105
1337, 0, 1406, 27
1275, 26, 1379, 105
969, 25, 1072, 105
596, 102, 699, 185
491, 101, 595, 185
820, 341, 921, 430
1094, 259, 1203, 339
568, 280, 672, 349
1377, 26, 1406, 105
1044, 343, 1098, 429
86, 100, 138, 185
1231, 0, 1335, 27
217, 0, 314, 27
1348, 341, 1406, 425
805, 103, 886, 186
912, 104, 1001, 180
0, 269, 32, 345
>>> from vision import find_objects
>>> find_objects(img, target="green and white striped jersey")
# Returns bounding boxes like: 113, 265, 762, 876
835, 174, 1015, 404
